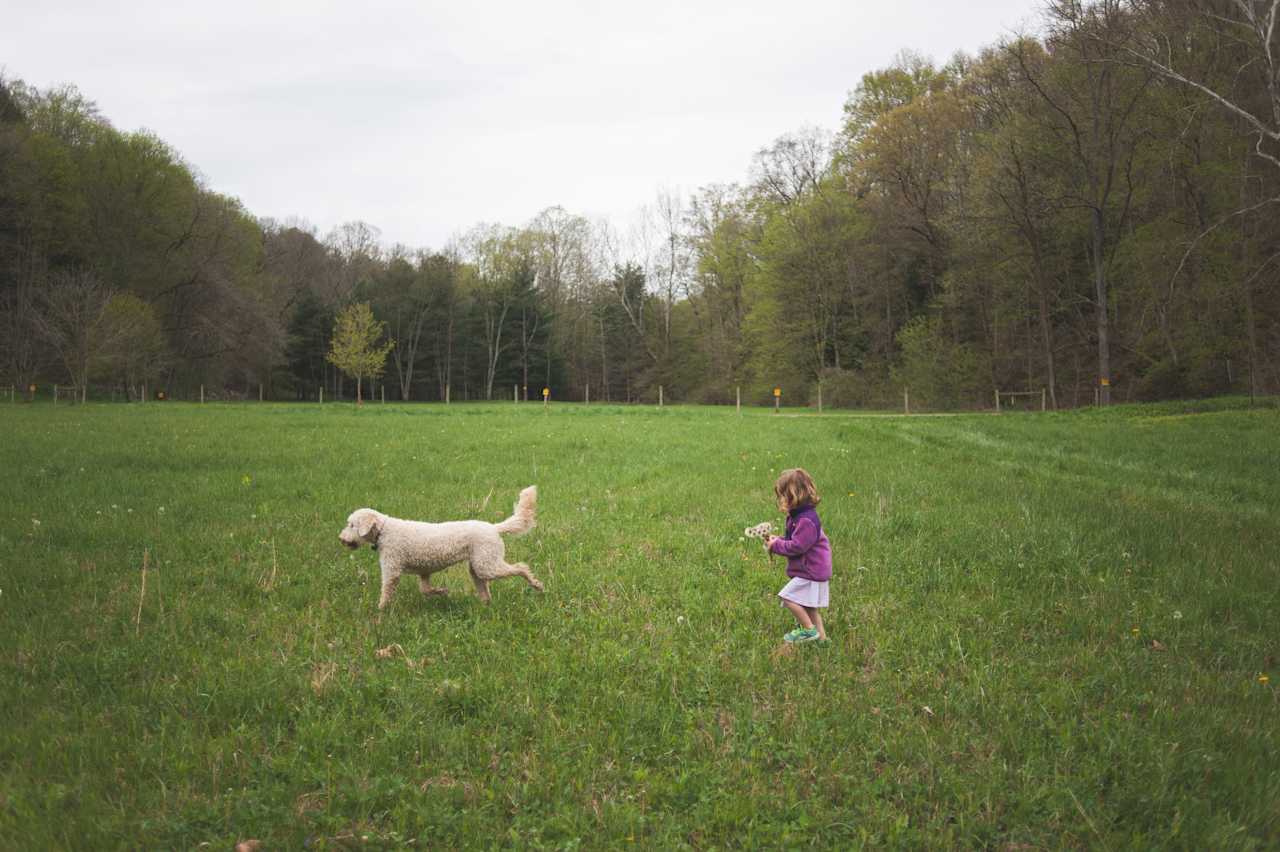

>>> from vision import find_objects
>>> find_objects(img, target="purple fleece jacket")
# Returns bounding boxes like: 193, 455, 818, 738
768, 505, 832, 582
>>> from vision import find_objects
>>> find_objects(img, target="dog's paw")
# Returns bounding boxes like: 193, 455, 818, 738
420, 586, 449, 596
528, 579, 545, 592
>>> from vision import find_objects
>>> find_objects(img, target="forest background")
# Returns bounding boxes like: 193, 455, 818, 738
2, 0, 1278, 410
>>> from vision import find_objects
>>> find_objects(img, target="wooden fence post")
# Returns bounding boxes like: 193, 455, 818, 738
659, 385, 663, 408
995, 389, 1001, 413
1041, 387, 1047, 412
446, 383, 451, 405
259, 383, 264, 402
904, 387, 910, 415
586, 383, 590, 405
736, 385, 740, 415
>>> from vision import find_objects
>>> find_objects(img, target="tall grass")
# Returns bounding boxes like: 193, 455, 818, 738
1, 401, 1277, 848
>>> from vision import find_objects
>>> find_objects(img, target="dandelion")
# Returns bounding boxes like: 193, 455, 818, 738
1131, 627, 1140, 636
1173, 610, 1182, 620
1260, 674, 1270, 685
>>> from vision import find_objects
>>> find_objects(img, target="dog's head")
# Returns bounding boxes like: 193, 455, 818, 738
339, 509, 383, 550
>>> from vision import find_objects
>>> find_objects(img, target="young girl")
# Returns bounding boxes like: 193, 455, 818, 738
764, 468, 831, 643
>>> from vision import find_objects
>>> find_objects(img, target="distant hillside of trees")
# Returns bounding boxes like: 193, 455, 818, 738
3, 1, 1277, 408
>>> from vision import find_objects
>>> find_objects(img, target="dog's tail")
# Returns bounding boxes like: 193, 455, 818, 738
494, 485, 537, 536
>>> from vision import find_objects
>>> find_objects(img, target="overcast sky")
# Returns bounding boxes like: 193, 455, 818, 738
6, 0, 1041, 251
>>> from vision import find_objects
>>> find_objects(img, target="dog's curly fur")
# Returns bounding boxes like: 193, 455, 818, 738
339, 486, 542, 608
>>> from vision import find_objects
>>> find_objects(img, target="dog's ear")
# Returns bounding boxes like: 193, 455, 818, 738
355, 511, 381, 539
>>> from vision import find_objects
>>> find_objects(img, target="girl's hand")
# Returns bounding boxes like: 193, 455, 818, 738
763, 535, 776, 551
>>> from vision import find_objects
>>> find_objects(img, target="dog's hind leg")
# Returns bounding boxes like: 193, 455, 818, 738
474, 559, 544, 594
417, 575, 448, 597
507, 562, 544, 592
468, 568, 492, 604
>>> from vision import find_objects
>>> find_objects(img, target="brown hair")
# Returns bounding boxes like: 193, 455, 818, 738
774, 468, 820, 512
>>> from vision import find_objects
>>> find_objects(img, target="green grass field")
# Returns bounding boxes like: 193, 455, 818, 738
1, 400, 1277, 849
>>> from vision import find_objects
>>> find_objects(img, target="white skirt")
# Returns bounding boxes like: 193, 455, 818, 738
778, 577, 829, 608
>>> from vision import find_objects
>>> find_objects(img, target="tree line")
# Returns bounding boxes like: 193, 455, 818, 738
2, 0, 1277, 408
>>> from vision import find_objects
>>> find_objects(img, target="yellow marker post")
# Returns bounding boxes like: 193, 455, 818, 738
542, 387, 550, 410
773, 387, 781, 413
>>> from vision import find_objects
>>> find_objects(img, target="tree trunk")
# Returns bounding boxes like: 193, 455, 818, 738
1037, 276, 1058, 410
1091, 209, 1112, 405
600, 315, 608, 401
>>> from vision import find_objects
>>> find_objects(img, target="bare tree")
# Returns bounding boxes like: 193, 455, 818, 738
1124, 0, 1280, 174
605, 215, 659, 366
431, 243, 463, 401
1118, 0, 1280, 394
0, 256, 46, 392
33, 270, 117, 402
751, 127, 833, 206
631, 188, 692, 375
463, 224, 520, 400
323, 221, 383, 304
528, 207, 594, 387
1007, 2, 1153, 403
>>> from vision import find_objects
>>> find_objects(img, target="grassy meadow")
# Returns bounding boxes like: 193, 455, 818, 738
1, 399, 1277, 849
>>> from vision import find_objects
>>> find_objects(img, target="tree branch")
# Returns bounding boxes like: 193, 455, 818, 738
1164, 194, 1280, 295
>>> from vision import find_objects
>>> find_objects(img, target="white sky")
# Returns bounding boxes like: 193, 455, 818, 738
5, 0, 1041, 251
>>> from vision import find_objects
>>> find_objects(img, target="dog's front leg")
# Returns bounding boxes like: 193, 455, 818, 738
378, 562, 401, 610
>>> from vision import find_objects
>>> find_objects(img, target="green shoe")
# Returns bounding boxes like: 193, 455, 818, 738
784, 626, 819, 644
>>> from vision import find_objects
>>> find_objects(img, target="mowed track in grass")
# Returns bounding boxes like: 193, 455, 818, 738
1, 401, 1277, 848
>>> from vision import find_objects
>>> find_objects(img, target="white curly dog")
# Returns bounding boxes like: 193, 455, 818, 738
339, 486, 543, 609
